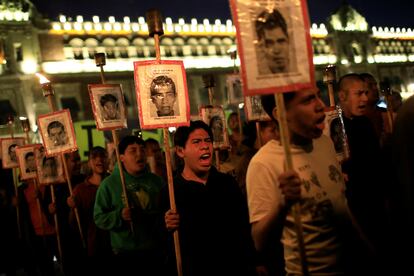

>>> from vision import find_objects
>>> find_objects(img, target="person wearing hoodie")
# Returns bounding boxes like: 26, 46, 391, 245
94, 136, 165, 276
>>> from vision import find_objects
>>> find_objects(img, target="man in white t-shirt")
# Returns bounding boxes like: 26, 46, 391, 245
246, 89, 363, 275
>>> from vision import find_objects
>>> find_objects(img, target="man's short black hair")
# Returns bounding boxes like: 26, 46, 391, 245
337, 73, 365, 92
100, 94, 118, 107
118, 135, 145, 155
256, 9, 288, 40
174, 120, 213, 148
144, 138, 160, 147
359, 73, 376, 82
25, 152, 34, 160
8, 144, 17, 153
150, 75, 176, 97
47, 121, 65, 134
88, 146, 107, 159
260, 92, 296, 121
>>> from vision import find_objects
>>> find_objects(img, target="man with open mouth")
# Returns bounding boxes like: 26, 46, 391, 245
163, 120, 255, 276
246, 88, 371, 275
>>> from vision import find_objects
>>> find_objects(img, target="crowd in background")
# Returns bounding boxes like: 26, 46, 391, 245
0, 72, 412, 276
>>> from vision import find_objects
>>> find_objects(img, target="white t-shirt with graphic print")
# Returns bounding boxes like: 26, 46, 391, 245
247, 135, 351, 275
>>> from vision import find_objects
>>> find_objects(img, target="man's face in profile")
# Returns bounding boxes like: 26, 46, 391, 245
261, 27, 289, 73
102, 101, 119, 120
151, 85, 176, 116
49, 126, 67, 146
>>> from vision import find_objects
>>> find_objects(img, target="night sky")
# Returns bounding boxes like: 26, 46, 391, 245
31, 0, 414, 28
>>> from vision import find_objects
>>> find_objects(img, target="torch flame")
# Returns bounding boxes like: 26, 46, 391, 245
35, 73, 50, 84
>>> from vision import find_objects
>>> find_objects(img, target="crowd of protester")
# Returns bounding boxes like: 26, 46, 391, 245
0, 72, 412, 276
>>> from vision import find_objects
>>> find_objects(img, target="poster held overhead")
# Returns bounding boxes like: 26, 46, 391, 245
37, 109, 78, 157
230, 0, 315, 95
133, 60, 190, 130
1, 137, 25, 169
88, 84, 128, 130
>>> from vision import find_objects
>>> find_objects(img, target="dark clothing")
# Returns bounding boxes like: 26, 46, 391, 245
389, 96, 414, 275
161, 167, 255, 276
341, 115, 390, 274
69, 177, 111, 257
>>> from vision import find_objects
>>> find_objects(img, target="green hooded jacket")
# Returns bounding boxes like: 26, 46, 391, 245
94, 164, 165, 253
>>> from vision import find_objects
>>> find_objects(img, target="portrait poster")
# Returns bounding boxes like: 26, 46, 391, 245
323, 107, 348, 163
16, 144, 39, 180
133, 60, 190, 129
230, 0, 315, 95
1, 137, 25, 169
199, 105, 229, 149
244, 95, 271, 121
38, 109, 77, 156
88, 84, 128, 130
226, 74, 244, 104
34, 145, 65, 185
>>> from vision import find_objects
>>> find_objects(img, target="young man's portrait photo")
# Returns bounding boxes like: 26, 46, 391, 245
38, 109, 77, 156
245, 95, 271, 121
134, 60, 190, 129
226, 74, 244, 104
230, 0, 314, 94
255, 8, 296, 75
150, 75, 179, 117
34, 145, 65, 185
16, 144, 39, 180
1, 138, 25, 169
200, 106, 229, 149
88, 84, 127, 130
100, 93, 120, 121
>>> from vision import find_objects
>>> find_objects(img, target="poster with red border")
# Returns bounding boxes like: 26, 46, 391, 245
133, 60, 190, 130
230, 0, 315, 95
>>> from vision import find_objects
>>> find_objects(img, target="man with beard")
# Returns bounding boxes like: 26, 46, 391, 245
94, 136, 165, 275
247, 88, 366, 275
163, 120, 255, 276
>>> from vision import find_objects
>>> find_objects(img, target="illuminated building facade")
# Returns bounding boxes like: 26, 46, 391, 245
0, 1, 413, 135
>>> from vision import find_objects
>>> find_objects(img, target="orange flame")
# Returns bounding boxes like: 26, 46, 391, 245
35, 73, 50, 84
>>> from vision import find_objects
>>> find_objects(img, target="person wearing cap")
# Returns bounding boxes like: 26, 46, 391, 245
94, 136, 165, 275
67, 146, 112, 274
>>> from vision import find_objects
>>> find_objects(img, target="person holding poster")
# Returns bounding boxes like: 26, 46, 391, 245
255, 8, 290, 74
163, 121, 255, 276
94, 136, 165, 275
246, 89, 370, 275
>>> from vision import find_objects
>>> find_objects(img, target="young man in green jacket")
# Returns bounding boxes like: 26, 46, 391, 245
94, 136, 165, 275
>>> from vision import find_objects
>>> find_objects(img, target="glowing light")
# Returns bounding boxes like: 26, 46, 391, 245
92, 16, 99, 23
238, 103, 244, 109
76, 16, 83, 23
35, 73, 50, 84
138, 17, 145, 24
123, 16, 130, 24
109, 16, 115, 23
21, 60, 38, 74
59, 15, 66, 23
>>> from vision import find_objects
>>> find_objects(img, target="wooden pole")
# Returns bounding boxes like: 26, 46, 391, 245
95, 53, 134, 233
255, 121, 262, 148
274, 93, 309, 276
383, 92, 394, 131
38, 79, 86, 249
323, 65, 336, 107
148, 8, 183, 275
7, 117, 22, 239
50, 184, 63, 261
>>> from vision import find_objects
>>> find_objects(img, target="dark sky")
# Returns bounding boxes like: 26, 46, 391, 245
31, 0, 414, 28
